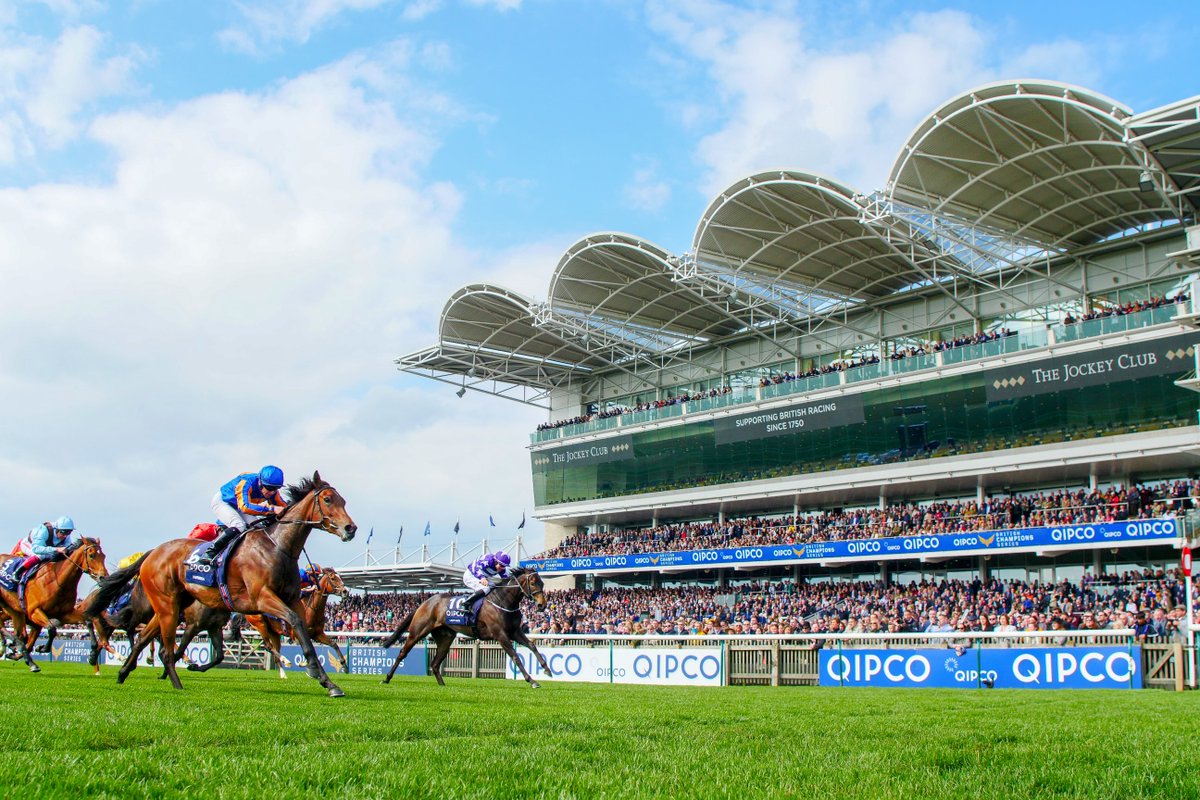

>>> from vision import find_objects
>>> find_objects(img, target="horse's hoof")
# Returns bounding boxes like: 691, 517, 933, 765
34, 645, 50, 654
328, 687, 345, 698
529, 681, 540, 689
186, 664, 201, 672
29, 664, 40, 673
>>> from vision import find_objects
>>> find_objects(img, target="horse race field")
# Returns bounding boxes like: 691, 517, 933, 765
3, 664, 1197, 799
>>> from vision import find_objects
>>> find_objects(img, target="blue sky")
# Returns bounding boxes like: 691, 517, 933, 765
1, 0, 1197, 569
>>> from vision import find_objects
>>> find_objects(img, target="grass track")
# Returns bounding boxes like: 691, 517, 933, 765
3, 663, 1197, 799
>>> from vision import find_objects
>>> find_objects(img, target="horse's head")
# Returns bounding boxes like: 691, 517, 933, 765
68, 537, 109, 582
512, 566, 547, 611
284, 471, 357, 542
319, 567, 346, 597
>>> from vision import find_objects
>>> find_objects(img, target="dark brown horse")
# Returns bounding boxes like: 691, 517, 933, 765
0, 538, 109, 672
83, 580, 230, 677
87, 472, 355, 696
380, 566, 552, 687
245, 566, 349, 678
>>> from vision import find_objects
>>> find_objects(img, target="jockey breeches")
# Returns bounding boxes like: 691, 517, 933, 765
211, 492, 253, 532
462, 570, 487, 592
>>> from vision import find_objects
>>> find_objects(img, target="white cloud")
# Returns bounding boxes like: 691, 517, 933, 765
0, 46, 548, 562
0, 24, 141, 161
646, 1, 1108, 197
224, 0, 522, 53
624, 158, 671, 213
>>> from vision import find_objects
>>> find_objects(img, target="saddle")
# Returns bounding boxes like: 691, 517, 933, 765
445, 595, 486, 627
183, 531, 248, 609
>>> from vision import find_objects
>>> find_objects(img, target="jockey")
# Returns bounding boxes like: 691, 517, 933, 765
299, 564, 320, 596
199, 465, 286, 568
461, 550, 511, 610
12, 516, 76, 578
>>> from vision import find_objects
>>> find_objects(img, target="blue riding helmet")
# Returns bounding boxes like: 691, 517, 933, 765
55, 516, 76, 532
259, 465, 284, 489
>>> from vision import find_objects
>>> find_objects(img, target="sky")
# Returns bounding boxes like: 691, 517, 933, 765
1, 0, 1197, 572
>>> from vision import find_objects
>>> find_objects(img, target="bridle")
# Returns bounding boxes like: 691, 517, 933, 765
277, 487, 341, 534
485, 570, 545, 613
68, 540, 107, 582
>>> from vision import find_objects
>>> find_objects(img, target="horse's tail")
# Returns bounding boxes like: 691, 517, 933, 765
380, 609, 416, 648
85, 550, 151, 618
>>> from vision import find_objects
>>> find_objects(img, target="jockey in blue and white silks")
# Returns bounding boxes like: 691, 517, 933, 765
199, 465, 286, 568
12, 516, 76, 577
460, 550, 511, 611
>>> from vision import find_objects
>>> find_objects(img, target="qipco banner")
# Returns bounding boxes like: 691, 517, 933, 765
347, 643, 427, 677
277, 643, 350, 674
819, 646, 1142, 689
103, 638, 213, 668
525, 518, 1178, 575
504, 646, 724, 687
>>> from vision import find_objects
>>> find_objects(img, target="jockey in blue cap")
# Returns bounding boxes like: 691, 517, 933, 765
461, 549, 511, 610
10, 516, 77, 578
198, 465, 286, 567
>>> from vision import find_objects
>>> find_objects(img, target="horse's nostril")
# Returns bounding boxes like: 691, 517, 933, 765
346, 524, 357, 535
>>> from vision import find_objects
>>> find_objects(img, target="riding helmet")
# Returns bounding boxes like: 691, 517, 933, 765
55, 515, 76, 531
259, 465, 284, 488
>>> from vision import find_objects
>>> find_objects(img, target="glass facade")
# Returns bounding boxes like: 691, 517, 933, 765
532, 331, 1200, 506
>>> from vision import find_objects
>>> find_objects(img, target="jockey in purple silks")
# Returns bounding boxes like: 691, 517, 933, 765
461, 550, 511, 610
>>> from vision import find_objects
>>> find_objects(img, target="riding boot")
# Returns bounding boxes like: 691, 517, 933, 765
463, 589, 486, 614
196, 526, 242, 568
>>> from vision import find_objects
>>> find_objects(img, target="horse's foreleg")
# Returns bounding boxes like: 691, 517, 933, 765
314, 632, 348, 674
254, 592, 343, 698
246, 615, 287, 678
496, 633, 540, 688
191, 625, 225, 673
513, 629, 553, 677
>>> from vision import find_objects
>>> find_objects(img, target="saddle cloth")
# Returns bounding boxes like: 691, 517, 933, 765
0, 558, 44, 593
184, 532, 246, 609
445, 595, 485, 626
106, 578, 139, 616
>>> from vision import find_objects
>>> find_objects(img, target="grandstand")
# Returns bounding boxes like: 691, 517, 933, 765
394, 80, 1200, 600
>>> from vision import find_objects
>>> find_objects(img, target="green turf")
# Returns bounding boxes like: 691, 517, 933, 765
2, 663, 1197, 799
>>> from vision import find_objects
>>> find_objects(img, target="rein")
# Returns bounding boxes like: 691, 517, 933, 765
485, 572, 538, 614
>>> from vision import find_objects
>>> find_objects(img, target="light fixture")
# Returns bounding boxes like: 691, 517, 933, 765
456, 387, 466, 398
1139, 170, 1153, 192
467, 366, 477, 378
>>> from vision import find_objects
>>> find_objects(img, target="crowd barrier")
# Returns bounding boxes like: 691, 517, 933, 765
23, 629, 1195, 690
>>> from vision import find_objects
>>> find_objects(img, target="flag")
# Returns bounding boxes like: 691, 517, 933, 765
518, 512, 526, 530
489, 515, 496, 527
453, 520, 460, 535
397, 526, 404, 545
367, 527, 374, 544
423, 521, 431, 536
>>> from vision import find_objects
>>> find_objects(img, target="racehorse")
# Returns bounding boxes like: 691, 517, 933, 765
87, 472, 356, 696
380, 565, 553, 687
0, 538, 109, 672
83, 581, 230, 677
244, 566, 349, 678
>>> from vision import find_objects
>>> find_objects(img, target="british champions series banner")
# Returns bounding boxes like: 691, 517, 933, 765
819, 646, 1141, 689
525, 518, 1178, 574
985, 332, 1198, 401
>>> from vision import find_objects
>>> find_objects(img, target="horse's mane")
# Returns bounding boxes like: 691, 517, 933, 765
66, 536, 100, 553
283, 473, 330, 507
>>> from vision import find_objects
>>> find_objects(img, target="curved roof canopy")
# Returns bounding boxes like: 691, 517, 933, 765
409, 284, 607, 393
692, 170, 949, 305
549, 233, 746, 344
889, 81, 1178, 249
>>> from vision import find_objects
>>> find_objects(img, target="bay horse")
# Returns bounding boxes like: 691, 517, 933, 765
380, 565, 553, 687
0, 537, 109, 672
244, 566, 349, 678
83, 580, 230, 677
87, 472, 356, 696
